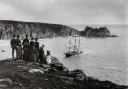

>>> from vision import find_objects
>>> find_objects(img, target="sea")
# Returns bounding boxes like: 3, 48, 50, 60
0, 25, 127, 85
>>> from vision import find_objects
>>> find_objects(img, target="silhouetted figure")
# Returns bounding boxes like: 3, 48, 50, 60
16, 43, 22, 60
15, 35, 22, 60
22, 35, 29, 49
10, 35, 16, 60
29, 38, 36, 62
35, 38, 39, 62
15, 35, 21, 45
39, 45, 46, 64
30, 37, 35, 46
22, 35, 30, 62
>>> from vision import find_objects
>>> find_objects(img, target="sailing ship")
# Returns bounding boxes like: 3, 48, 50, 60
64, 35, 83, 57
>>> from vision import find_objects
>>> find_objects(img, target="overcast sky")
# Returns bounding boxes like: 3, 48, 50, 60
0, 0, 126, 25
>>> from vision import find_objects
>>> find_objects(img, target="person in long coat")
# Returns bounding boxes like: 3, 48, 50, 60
35, 38, 39, 62
39, 45, 46, 64
22, 35, 29, 62
29, 38, 36, 62
10, 35, 16, 60
16, 43, 22, 60
15, 35, 22, 60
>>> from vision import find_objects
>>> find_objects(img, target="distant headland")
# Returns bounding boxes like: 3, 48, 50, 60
0, 20, 78, 40
80, 26, 118, 38
0, 20, 117, 39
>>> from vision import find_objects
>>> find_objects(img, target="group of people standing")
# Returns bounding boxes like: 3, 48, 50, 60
10, 35, 50, 64
10, 34, 69, 72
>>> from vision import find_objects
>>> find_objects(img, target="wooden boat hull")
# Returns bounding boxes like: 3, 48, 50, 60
65, 51, 83, 57
65, 52, 75, 57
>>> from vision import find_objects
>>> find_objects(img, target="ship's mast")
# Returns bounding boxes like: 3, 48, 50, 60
73, 35, 78, 52
69, 38, 71, 51
68, 37, 72, 52
78, 37, 80, 52
75, 35, 76, 45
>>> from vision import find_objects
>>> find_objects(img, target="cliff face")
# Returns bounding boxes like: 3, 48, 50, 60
0, 20, 78, 40
80, 26, 117, 38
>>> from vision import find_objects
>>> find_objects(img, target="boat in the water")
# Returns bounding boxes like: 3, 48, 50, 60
64, 35, 83, 57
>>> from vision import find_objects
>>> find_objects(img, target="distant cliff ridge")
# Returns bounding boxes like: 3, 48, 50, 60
80, 26, 117, 38
0, 20, 117, 39
0, 20, 78, 40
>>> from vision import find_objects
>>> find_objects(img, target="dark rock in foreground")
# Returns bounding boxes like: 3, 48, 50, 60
80, 26, 118, 38
0, 59, 127, 89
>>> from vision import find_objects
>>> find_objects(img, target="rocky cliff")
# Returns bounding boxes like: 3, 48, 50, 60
0, 20, 78, 40
80, 26, 117, 38
0, 59, 127, 89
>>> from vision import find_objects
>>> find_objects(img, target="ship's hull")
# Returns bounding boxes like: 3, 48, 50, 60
65, 52, 75, 57
65, 51, 83, 57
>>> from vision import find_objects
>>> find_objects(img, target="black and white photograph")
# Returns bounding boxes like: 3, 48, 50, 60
0, 0, 127, 89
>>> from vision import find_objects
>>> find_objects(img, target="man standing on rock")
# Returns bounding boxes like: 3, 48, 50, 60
15, 35, 22, 60
35, 38, 39, 62
22, 35, 29, 62
10, 35, 16, 60
39, 44, 46, 64
29, 37, 36, 62
22, 35, 29, 49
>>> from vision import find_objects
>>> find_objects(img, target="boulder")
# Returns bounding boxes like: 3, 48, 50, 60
69, 69, 86, 82
29, 69, 44, 74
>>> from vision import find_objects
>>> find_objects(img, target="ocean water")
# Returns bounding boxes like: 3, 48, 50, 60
0, 25, 127, 85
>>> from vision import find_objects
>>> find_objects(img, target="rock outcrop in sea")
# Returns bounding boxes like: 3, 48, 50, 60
80, 26, 118, 38
0, 20, 78, 40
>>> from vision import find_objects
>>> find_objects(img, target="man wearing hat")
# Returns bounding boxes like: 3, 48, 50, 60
35, 38, 39, 62
10, 35, 16, 59
22, 35, 30, 61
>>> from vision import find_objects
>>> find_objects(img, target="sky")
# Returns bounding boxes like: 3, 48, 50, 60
0, 0, 126, 25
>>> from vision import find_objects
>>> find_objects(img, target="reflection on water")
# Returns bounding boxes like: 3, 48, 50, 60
0, 25, 127, 85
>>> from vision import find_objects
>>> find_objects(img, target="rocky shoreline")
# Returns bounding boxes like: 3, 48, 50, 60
0, 58, 127, 89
